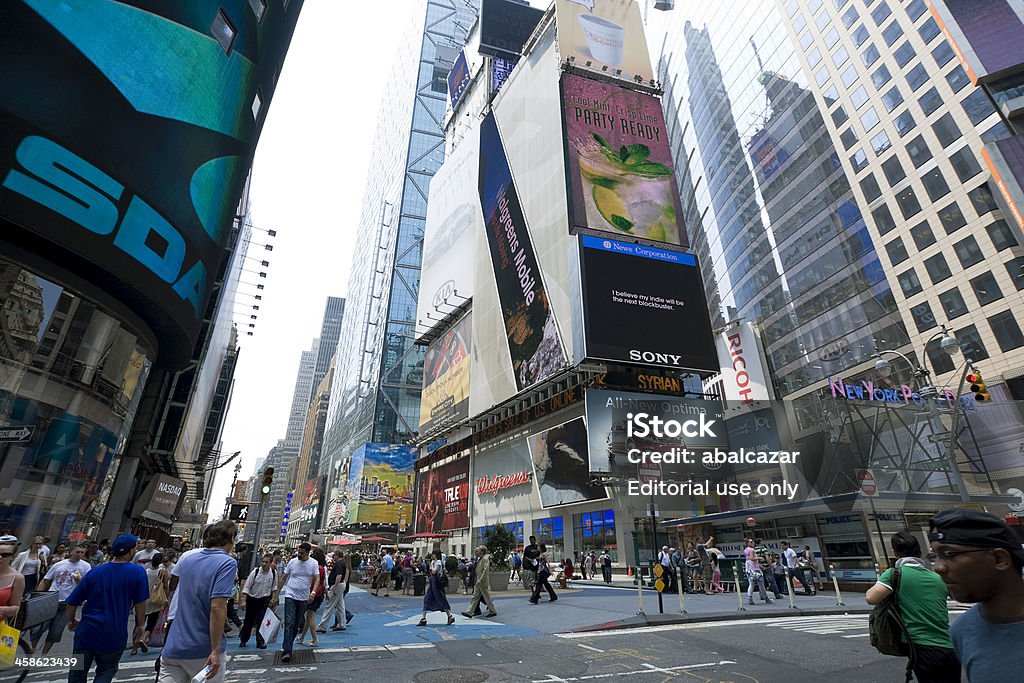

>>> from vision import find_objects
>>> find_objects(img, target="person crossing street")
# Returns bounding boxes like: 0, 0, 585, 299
462, 546, 497, 618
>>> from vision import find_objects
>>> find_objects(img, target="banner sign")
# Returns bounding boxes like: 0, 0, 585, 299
562, 73, 686, 246
419, 311, 472, 434
479, 112, 566, 391
415, 457, 470, 533
346, 443, 415, 524
554, 0, 654, 83
715, 323, 772, 403
528, 417, 608, 508
447, 50, 471, 110
492, 56, 516, 96
479, 0, 545, 59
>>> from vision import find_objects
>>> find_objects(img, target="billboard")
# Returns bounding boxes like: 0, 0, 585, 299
414, 457, 471, 534
584, 388, 729, 480
492, 56, 517, 96
418, 125, 480, 337
554, 0, 654, 83
419, 311, 472, 434
562, 73, 686, 246
447, 50, 472, 110
472, 440, 541, 526
479, 112, 566, 391
715, 323, 772, 403
346, 443, 415, 524
479, 0, 545, 60
528, 417, 608, 508
578, 236, 718, 372
296, 476, 323, 536
131, 473, 187, 519
0, 3, 300, 365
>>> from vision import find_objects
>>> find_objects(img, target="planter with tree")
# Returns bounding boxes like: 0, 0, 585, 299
483, 523, 515, 591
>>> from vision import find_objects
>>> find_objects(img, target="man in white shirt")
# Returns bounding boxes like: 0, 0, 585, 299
134, 539, 158, 566
780, 541, 813, 596
34, 543, 91, 654
238, 554, 278, 649
272, 542, 319, 662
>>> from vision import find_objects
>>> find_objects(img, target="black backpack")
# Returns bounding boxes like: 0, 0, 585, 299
869, 567, 912, 658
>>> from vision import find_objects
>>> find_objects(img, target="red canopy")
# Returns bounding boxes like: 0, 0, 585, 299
358, 535, 391, 543
402, 532, 447, 540
328, 539, 359, 546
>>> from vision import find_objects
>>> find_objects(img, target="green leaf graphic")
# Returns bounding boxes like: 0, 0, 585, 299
610, 214, 634, 232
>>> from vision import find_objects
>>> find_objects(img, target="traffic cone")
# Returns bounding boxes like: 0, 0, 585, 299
627, 566, 633, 577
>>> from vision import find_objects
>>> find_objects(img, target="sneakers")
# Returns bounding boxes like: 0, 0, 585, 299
461, 611, 474, 618
484, 612, 498, 618
528, 598, 539, 604
549, 596, 558, 602
281, 653, 291, 663
257, 643, 266, 650
331, 626, 346, 631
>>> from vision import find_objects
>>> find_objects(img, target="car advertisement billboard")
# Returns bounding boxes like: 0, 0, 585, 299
528, 417, 609, 508
578, 236, 718, 372
346, 443, 415, 524
479, 112, 566, 391
419, 311, 472, 434
561, 73, 686, 246
414, 457, 471, 534
479, 0, 545, 60
554, 0, 654, 83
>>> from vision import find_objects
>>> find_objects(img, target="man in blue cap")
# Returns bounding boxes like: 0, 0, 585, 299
65, 533, 150, 683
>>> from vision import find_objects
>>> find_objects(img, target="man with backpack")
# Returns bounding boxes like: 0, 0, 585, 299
238, 553, 277, 648
865, 530, 958, 682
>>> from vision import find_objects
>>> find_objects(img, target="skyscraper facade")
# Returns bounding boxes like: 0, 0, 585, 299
284, 339, 318, 454
313, 296, 344, 392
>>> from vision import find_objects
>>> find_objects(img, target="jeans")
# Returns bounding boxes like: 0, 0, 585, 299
602, 566, 612, 583
792, 567, 815, 594
746, 570, 770, 602
317, 587, 347, 630
911, 644, 961, 683
238, 595, 270, 646
68, 648, 121, 683
281, 598, 308, 654
764, 571, 783, 598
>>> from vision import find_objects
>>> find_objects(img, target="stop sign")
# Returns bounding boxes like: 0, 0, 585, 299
858, 469, 877, 496
638, 461, 663, 484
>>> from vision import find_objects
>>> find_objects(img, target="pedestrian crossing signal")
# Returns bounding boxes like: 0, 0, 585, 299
967, 372, 990, 403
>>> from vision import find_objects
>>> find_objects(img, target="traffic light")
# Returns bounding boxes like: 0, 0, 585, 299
260, 467, 274, 495
967, 372, 991, 403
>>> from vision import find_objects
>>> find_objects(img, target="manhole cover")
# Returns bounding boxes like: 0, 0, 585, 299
413, 668, 489, 683
275, 649, 316, 665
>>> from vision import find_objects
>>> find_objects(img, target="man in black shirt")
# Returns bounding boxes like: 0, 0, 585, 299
523, 536, 540, 591
318, 550, 351, 631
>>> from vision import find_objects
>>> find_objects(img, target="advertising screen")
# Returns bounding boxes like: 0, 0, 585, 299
479, 0, 545, 59
0, 2, 298, 365
562, 73, 686, 246
528, 417, 608, 508
414, 458, 471, 534
447, 50, 471, 110
346, 443, 415, 524
479, 112, 566, 391
419, 311, 472, 434
579, 236, 717, 372
554, 0, 654, 83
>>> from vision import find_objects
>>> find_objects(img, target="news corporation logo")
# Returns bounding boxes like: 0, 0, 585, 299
602, 241, 612, 249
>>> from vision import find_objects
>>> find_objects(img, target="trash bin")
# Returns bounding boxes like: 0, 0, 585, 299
413, 574, 427, 596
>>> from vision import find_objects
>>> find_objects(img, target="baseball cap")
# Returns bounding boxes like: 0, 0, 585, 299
111, 533, 139, 555
928, 510, 1024, 561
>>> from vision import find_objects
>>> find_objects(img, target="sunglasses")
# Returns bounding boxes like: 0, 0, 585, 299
0, 552, 14, 559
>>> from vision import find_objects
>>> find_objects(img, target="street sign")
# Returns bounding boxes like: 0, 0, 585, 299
228, 503, 251, 521
637, 461, 663, 485
0, 426, 33, 442
857, 469, 877, 497
654, 578, 665, 592
652, 563, 664, 578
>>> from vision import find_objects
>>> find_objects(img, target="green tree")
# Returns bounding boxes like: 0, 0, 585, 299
482, 523, 516, 570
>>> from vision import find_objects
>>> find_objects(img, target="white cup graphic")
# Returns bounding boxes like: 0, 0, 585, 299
578, 14, 625, 67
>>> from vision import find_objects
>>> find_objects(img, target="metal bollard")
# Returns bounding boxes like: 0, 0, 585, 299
830, 564, 846, 607
736, 560, 746, 611
784, 567, 798, 609
636, 567, 646, 615
676, 564, 686, 614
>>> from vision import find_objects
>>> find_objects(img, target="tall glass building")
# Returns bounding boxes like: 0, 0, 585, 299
319, 0, 478, 531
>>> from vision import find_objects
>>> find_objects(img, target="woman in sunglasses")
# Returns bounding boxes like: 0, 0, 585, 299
11, 536, 46, 592
0, 535, 27, 622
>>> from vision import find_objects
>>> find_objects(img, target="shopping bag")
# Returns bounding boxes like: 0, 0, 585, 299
0, 619, 19, 668
147, 608, 169, 648
258, 608, 280, 645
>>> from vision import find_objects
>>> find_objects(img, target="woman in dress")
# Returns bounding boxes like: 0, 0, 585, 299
11, 536, 45, 592
134, 553, 168, 655
417, 550, 454, 626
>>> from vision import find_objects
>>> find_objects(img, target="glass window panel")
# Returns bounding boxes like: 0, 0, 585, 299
987, 219, 1019, 251
972, 271, 1004, 305
919, 17, 941, 43
969, 183, 999, 215
911, 301, 938, 332
962, 90, 996, 125
823, 83, 839, 101
982, 122, 1014, 144
834, 0, 849, 7
832, 105, 850, 126
956, 324, 990, 361
842, 65, 859, 87
816, 66, 831, 86
922, 168, 951, 201
932, 41, 955, 67
924, 253, 952, 284
871, 1, 892, 25
990, 310, 1024, 351
882, 20, 903, 46
1007, 257, 1024, 290
861, 44, 880, 68
872, 64, 892, 89
850, 148, 869, 172
816, 11, 831, 30
841, 127, 859, 149
910, 220, 936, 250
939, 288, 969, 319
882, 86, 904, 112
211, 10, 236, 53
871, 129, 892, 154
938, 201, 968, 234
860, 106, 881, 131
886, 237, 910, 265
949, 147, 982, 182
861, 173, 883, 202
825, 27, 840, 48
801, 31, 814, 50
908, 64, 929, 90
851, 86, 869, 109
808, 47, 823, 68
248, 0, 266, 20
882, 155, 906, 186
907, 0, 927, 21
896, 186, 923, 218
785, 0, 798, 17
895, 110, 916, 137
906, 134, 932, 167
853, 25, 870, 47
842, 6, 859, 28
946, 66, 970, 92
873, 204, 897, 235
894, 42, 916, 67
833, 45, 850, 67
898, 269, 923, 296
953, 235, 984, 268
919, 87, 943, 116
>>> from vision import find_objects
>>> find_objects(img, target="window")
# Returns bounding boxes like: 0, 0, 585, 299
961, 90, 996, 125
834, 0, 850, 8
922, 168, 951, 201
823, 83, 839, 101
1007, 257, 1024, 290
927, 343, 958, 374
907, 64, 929, 91
842, 65, 859, 87
953, 235, 984, 268
898, 269, 923, 296
851, 149, 869, 172
534, 516, 565, 559
982, 122, 1014, 144
842, 5, 859, 28
832, 105, 850, 126
574, 510, 617, 561
956, 324, 990, 361
895, 110, 916, 137
861, 44, 880, 68
947, 66, 970, 92
873, 204, 897, 235
939, 288, 969, 319
823, 27, 840, 47
906, 135, 932, 168
785, 0, 798, 16
987, 220, 1019, 251
247, 0, 266, 20
911, 301, 938, 332
919, 17, 941, 43
882, 156, 906, 186
861, 173, 883, 202
886, 237, 910, 265
872, 129, 892, 154
860, 106, 881, 131
816, 66, 831, 86
907, 0, 927, 21
932, 41, 955, 67
871, 1, 892, 25
919, 87, 943, 116
938, 202, 968, 234
852, 85, 869, 108
833, 45, 850, 67
841, 127, 859, 149
971, 271, 1004, 305
897, 186, 923, 218
910, 220, 936, 250
924, 253, 952, 283
808, 47, 823, 68
882, 20, 904, 46
893, 42, 916, 67
949, 147, 982, 182
250, 90, 262, 119
802, 32, 815, 50
816, 11, 830, 30
969, 183, 999, 215
872, 64, 892, 89
853, 25, 870, 47
882, 86, 904, 112
989, 311, 1024, 351
211, 10, 237, 53
932, 115, 961, 148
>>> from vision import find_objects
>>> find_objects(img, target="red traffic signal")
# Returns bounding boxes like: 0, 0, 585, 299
967, 372, 990, 402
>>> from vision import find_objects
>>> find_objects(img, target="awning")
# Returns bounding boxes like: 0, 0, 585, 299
137, 510, 174, 527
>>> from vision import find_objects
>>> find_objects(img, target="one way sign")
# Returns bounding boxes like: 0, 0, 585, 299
0, 426, 33, 442
229, 503, 251, 521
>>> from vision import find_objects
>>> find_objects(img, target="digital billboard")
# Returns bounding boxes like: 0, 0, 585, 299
554, 0, 654, 83
419, 311, 472, 434
479, 112, 566, 391
346, 443, 415, 524
527, 417, 608, 508
479, 0, 545, 60
578, 236, 718, 372
447, 49, 471, 111
0, 2, 300, 365
414, 457, 471, 534
561, 73, 686, 246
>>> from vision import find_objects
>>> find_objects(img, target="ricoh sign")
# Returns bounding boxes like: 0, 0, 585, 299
714, 323, 771, 403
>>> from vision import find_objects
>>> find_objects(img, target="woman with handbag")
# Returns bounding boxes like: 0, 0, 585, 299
529, 545, 558, 604
0, 536, 26, 672
133, 553, 168, 655
417, 550, 454, 626
11, 537, 45, 593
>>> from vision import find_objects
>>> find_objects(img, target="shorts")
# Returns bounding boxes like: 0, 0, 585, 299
307, 595, 324, 611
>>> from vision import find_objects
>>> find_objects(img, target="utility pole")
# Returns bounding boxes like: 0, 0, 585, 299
223, 461, 242, 518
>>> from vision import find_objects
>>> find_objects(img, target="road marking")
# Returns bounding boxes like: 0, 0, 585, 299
531, 660, 736, 682
577, 643, 605, 652
842, 633, 870, 638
